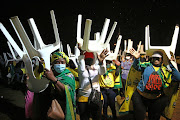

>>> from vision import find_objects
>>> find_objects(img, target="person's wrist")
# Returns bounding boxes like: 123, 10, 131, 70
98, 60, 103, 65
51, 78, 58, 84
80, 50, 85, 55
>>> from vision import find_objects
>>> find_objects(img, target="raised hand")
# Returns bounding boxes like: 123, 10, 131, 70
97, 49, 109, 64
78, 43, 85, 55
129, 48, 140, 59
44, 68, 56, 82
170, 54, 176, 62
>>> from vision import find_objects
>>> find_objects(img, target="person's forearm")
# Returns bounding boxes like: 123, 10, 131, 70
170, 64, 180, 81
98, 62, 106, 75
132, 58, 142, 71
115, 65, 120, 76
78, 55, 86, 72
51, 77, 65, 94
98, 59, 103, 65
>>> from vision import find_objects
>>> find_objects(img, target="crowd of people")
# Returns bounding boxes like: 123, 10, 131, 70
0, 42, 180, 120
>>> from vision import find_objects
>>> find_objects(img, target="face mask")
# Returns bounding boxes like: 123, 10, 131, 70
140, 57, 146, 62
106, 64, 111, 68
126, 56, 130, 60
54, 64, 66, 73
85, 58, 93, 66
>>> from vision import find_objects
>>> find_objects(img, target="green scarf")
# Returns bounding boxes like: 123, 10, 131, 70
156, 66, 171, 88
114, 65, 123, 89
104, 69, 115, 76
56, 69, 76, 120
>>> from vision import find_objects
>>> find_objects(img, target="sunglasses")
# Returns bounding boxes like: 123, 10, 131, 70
152, 57, 161, 61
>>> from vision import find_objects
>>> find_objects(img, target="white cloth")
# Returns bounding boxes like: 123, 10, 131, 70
78, 55, 106, 97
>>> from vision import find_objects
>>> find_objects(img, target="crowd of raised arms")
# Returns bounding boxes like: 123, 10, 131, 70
0, 11, 180, 120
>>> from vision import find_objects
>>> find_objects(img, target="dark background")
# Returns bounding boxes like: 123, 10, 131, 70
0, 0, 180, 57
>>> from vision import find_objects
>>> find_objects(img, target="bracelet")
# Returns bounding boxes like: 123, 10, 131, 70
52, 79, 58, 84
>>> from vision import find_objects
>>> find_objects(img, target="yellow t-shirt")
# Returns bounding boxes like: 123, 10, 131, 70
153, 66, 160, 71
99, 64, 116, 88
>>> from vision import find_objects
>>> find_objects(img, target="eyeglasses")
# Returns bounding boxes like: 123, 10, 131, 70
152, 57, 161, 61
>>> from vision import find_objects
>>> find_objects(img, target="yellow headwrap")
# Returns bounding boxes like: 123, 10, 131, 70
51, 52, 69, 64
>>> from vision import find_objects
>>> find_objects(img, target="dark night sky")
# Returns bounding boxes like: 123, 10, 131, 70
0, 0, 180, 56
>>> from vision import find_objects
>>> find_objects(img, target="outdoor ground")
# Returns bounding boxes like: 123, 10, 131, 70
0, 82, 180, 120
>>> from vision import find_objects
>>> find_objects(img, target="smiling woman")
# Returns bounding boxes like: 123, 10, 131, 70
151, 51, 163, 67
124, 49, 180, 120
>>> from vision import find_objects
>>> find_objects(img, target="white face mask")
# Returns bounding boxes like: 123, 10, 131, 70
54, 64, 66, 73
126, 56, 130, 60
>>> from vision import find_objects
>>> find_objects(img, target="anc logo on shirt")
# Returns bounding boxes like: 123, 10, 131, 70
145, 71, 163, 92
104, 75, 112, 86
